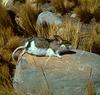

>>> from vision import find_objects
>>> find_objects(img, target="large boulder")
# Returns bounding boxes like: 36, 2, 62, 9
13, 49, 100, 95
36, 11, 62, 26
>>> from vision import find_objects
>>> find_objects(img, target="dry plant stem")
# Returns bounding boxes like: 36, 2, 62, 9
86, 65, 95, 95
73, 22, 80, 48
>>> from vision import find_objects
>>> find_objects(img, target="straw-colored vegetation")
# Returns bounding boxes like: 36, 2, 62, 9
51, 0, 77, 15
0, 0, 100, 95
35, 0, 49, 4
74, 0, 100, 23
14, 3, 41, 36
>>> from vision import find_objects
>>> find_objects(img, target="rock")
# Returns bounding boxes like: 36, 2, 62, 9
13, 49, 100, 95
41, 3, 56, 12
36, 11, 62, 26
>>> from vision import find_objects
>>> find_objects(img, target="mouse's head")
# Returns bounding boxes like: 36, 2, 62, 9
49, 35, 71, 51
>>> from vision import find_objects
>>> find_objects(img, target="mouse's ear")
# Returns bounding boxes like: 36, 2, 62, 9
54, 35, 63, 44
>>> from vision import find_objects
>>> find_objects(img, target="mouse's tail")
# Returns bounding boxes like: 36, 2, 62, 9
12, 46, 25, 61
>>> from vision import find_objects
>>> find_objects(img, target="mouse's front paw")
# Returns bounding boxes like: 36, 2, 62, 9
56, 54, 62, 58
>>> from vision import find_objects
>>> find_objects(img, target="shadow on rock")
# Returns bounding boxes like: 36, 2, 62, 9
59, 50, 76, 55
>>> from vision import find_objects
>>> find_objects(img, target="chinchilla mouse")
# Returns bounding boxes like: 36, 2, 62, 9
12, 35, 71, 61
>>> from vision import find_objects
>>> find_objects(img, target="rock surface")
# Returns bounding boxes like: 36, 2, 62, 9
36, 11, 62, 26
41, 3, 56, 12
13, 49, 100, 95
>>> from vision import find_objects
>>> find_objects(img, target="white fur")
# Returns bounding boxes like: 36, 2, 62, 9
46, 48, 56, 56
46, 48, 61, 58
27, 42, 61, 57
27, 41, 47, 56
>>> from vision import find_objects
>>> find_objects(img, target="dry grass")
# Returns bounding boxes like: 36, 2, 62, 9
36, 23, 58, 39
51, 0, 76, 15
14, 0, 26, 3
57, 18, 81, 48
0, 64, 12, 87
48, 0, 100, 23
74, 0, 100, 23
0, 27, 23, 62
87, 80, 95, 95
88, 24, 100, 53
78, 23, 100, 53
86, 67, 96, 95
0, 5, 22, 92
14, 3, 41, 37
35, 0, 49, 4
0, 3, 13, 27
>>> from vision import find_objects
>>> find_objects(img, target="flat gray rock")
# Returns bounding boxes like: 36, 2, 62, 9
13, 49, 100, 95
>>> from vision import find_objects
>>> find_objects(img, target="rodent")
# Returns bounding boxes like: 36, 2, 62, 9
12, 35, 71, 61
